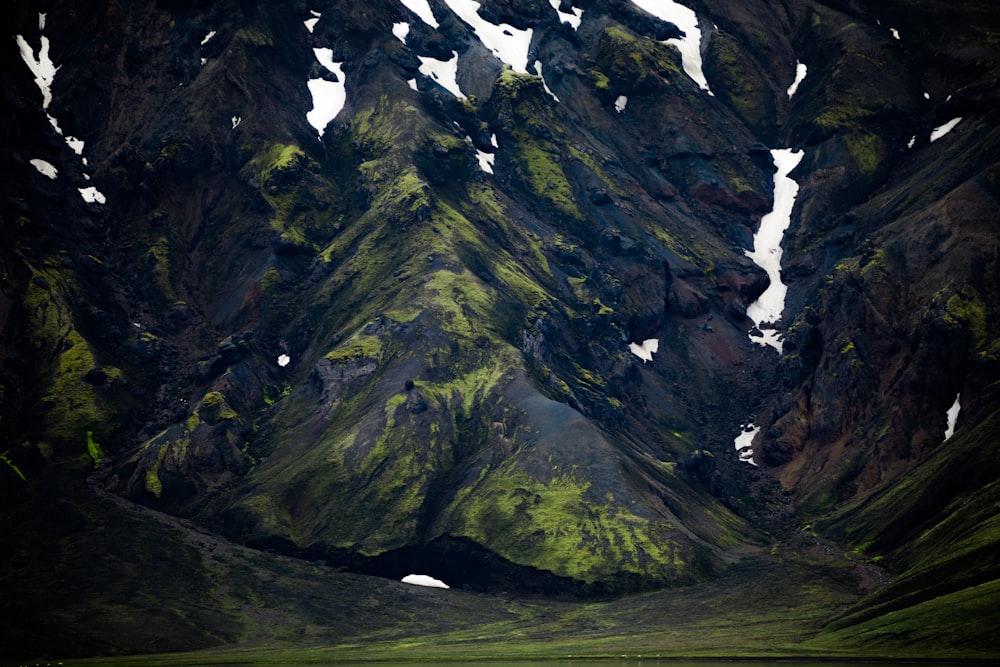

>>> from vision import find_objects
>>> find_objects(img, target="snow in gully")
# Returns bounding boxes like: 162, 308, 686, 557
16, 14, 106, 204
744, 148, 804, 354
732, 148, 805, 465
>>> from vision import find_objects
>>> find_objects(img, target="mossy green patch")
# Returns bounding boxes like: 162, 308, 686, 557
446, 467, 684, 584
704, 31, 773, 133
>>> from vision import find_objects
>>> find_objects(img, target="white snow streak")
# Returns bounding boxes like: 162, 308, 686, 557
944, 393, 961, 440
930, 117, 962, 143
200, 30, 216, 45
744, 148, 804, 353
533, 60, 559, 102
402, 574, 450, 588
734, 422, 759, 466
629, 0, 712, 94
30, 159, 58, 179
787, 61, 807, 99
17, 16, 105, 204
399, 0, 439, 28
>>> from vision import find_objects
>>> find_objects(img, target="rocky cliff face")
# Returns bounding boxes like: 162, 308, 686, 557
2, 0, 998, 658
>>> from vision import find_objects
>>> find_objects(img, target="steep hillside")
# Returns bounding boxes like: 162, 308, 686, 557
1, 0, 998, 660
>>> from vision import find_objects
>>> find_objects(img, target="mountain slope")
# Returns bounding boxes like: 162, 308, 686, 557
1, 0, 998, 660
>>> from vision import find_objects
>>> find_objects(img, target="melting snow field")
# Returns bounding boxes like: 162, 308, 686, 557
787, 61, 807, 99
629, 338, 659, 362
306, 49, 346, 137
930, 117, 962, 143
442, 0, 533, 73
734, 422, 759, 466
402, 574, 449, 588
629, 0, 712, 94
744, 148, 804, 354
944, 393, 961, 441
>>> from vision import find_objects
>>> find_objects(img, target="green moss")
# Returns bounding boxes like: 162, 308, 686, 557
513, 130, 582, 219
235, 26, 274, 47
445, 468, 685, 583
704, 32, 772, 132
325, 333, 383, 363
86, 430, 104, 467
2, 450, 27, 481
844, 132, 885, 175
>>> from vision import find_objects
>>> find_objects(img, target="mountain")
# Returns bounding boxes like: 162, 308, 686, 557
2, 0, 998, 660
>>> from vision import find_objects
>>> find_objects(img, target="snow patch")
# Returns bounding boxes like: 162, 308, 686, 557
907, 135, 916, 149
744, 148, 805, 354
547, 0, 583, 30
306, 50, 346, 138
399, 0, 439, 28
890, 27, 900, 40
734, 422, 759, 466
79, 187, 106, 204
277, 354, 291, 367
393, 22, 410, 43
402, 574, 449, 588
30, 158, 58, 179
407, 78, 419, 91
476, 147, 495, 174
930, 117, 962, 143
787, 61, 807, 99
944, 393, 961, 441
15, 34, 58, 109
629, 0, 712, 94
418, 51, 466, 99
304, 11, 321, 33
200, 30, 216, 45
614, 95, 628, 113
533, 60, 559, 101
18, 17, 105, 205
629, 338, 659, 362
231, 116, 241, 129
442, 0, 533, 73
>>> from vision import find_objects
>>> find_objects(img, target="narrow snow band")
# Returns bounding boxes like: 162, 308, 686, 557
744, 148, 805, 354
787, 61, 807, 99
402, 574, 449, 588
930, 117, 962, 143
733, 422, 759, 466
944, 393, 961, 440
629, 0, 712, 94
399, 0, 439, 28
30, 158, 58, 179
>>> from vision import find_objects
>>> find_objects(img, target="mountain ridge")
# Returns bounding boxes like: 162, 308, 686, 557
1, 0, 998, 660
